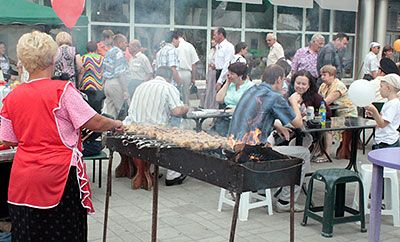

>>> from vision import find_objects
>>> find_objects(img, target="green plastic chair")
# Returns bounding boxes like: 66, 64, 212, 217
301, 168, 367, 237
83, 151, 108, 188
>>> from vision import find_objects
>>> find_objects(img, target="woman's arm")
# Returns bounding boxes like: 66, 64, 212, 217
82, 114, 124, 132
216, 82, 229, 103
324, 90, 341, 105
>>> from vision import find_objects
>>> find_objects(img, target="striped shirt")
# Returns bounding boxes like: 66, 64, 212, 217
126, 76, 183, 125
81, 53, 104, 91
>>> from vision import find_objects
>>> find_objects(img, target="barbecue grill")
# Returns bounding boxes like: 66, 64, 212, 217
103, 132, 304, 242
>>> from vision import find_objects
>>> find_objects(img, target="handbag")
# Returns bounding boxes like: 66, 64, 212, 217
190, 83, 198, 94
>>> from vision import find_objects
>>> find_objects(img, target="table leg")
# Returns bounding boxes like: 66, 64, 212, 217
369, 164, 384, 242
290, 185, 294, 242
345, 129, 359, 172
102, 150, 114, 242
194, 119, 202, 132
151, 165, 159, 242
229, 192, 241, 242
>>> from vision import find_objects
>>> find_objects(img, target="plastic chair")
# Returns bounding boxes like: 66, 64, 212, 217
301, 168, 366, 237
217, 188, 273, 221
84, 151, 108, 188
353, 164, 400, 227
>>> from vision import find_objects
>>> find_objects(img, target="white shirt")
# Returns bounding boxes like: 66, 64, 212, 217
217, 54, 247, 85
177, 38, 199, 71
375, 98, 400, 145
215, 39, 234, 83
125, 76, 183, 126
362, 52, 379, 75
267, 42, 284, 66
128, 51, 153, 81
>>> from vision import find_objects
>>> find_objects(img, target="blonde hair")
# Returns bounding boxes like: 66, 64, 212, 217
320, 65, 337, 77
55, 31, 72, 46
17, 31, 58, 73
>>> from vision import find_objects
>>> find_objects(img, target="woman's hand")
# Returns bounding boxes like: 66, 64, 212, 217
113, 120, 124, 133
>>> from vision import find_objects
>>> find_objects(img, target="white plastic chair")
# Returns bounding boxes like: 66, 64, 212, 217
217, 188, 273, 221
353, 164, 400, 227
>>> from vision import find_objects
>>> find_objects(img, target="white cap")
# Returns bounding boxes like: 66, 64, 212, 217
370, 42, 381, 49
382, 74, 400, 90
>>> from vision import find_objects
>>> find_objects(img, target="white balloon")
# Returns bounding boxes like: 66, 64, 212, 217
348, 79, 375, 107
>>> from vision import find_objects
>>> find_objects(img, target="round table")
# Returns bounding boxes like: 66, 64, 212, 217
367, 147, 400, 242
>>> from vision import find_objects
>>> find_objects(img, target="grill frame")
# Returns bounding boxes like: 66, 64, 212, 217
103, 133, 303, 242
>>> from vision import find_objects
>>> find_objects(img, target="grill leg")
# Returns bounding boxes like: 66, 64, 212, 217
290, 185, 295, 242
102, 150, 114, 242
151, 165, 159, 242
229, 192, 241, 242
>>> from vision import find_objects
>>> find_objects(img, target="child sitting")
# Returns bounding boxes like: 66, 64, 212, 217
365, 74, 400, 149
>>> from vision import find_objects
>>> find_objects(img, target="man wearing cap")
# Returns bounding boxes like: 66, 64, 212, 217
362, 42, 381, 81
370, 58, 400, 102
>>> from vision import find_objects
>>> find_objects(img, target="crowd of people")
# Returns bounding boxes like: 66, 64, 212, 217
1, 26, 400, 241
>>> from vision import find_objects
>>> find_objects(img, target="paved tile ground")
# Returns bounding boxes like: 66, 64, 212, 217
87, 123, 400, 242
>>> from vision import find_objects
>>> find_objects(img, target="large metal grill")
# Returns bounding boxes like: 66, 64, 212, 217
103, 133, 304, 242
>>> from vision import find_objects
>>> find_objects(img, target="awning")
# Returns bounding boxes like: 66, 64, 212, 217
269, 0, 313, 9
315, 0, 359, 12
0, 0, 88, 26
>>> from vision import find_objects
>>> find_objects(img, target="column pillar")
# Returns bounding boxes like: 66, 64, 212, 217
375, 0, 388, 47
356, 0, 375, 79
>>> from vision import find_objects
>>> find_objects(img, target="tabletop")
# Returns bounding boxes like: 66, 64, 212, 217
368, 147, 400, 170
184, 109, 233, 119
303, 117, 376, 133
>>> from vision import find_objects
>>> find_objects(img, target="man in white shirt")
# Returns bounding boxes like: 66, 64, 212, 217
176, 31, 200, 105
127, 39, 153, 96
214, 27, 235, 91
125, 66, 189, 186
362, 42, 381, 80
266, 33, 284, 66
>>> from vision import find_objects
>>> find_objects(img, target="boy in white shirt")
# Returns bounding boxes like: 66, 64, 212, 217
366, 74, 400, 149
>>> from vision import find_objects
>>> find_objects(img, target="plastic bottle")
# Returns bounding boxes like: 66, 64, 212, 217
319, 101, 327, 126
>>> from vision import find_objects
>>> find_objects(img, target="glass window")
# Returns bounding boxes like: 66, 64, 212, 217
277, 6, 303, 31
245, 0, 273, 29
276, 33, 302, 53
91, 25, 129, 43
245, 32, 268, 80
339, 36, 355, 78
175, 0, 207, 26
134, 27, 169, 65
212, 0, 241, 28
176, 29, 207, 80
91, 0, 129, 23
226, 31, 241, 46
387, 4, 400, 31
334, 11, 356, 33
135, 0, 170, 24
306, 5, 330, 32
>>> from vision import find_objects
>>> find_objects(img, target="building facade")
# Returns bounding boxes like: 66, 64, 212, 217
22, 0, 400, 80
